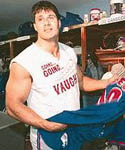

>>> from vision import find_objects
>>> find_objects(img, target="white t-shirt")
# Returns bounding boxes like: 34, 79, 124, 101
11, 42, 80, 146
11, 43, 80, 119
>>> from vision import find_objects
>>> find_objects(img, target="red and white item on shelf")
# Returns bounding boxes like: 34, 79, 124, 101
90, 8, 101, 21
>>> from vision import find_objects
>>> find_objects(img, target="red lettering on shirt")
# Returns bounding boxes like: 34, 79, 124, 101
53, 74, 78, 95
41, 63, 61, 77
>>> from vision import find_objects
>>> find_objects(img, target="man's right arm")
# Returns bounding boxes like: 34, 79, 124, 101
6, 63, 67, 132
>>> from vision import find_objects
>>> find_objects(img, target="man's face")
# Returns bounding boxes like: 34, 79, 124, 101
34, 9, 61, 40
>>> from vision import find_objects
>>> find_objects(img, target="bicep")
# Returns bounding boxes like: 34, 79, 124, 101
6, 63, 32, 106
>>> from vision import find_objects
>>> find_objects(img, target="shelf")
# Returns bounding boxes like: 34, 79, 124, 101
62, 22, 98, 32
95, 49, 125, 57
95, 49, 125, 66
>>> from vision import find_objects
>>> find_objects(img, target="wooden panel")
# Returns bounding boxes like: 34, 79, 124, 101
81, 21, 125, 71
95, 49, 125, 69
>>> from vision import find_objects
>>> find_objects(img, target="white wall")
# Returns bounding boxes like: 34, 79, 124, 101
1, 0, 123, 35
61, 0, 111, 18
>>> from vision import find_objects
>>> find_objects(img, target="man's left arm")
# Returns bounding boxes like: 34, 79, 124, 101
77, 65, 118, 92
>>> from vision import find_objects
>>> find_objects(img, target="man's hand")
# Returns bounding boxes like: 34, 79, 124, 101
42, 120, 67, 132
107, 74, 120, 85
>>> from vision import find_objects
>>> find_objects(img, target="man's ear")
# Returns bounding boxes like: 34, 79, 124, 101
33, 23, 37, 32
59, 20, 61, 29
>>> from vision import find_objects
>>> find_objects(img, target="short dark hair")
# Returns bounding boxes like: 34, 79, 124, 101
32, 0, 60, 22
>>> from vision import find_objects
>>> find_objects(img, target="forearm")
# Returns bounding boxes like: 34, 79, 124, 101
6, 101, 67, 132
6, 102, 47, 129
83, 76, 110, 92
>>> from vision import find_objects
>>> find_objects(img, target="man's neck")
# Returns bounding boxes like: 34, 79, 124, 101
35, 39, 60, 58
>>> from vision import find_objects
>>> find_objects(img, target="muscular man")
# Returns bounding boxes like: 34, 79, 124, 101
6, 1, 118, 149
